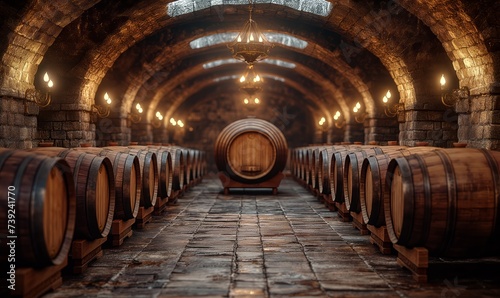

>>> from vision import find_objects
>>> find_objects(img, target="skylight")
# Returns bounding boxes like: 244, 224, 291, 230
167, 0, 332, 18
203, 58, 296, 69
190, 32, 308, 50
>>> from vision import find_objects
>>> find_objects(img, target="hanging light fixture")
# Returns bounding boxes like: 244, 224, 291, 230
227, 0, 274, 64
239, 64, 263, 96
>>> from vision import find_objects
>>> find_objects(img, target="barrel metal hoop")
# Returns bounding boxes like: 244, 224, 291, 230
412, 153, 433, 247
0, 149, 15, 169
86, 155, 106, 238
24, 155, 52, 264
434, 149, 457, 254
480, 149, 500, 245
368, 155, 382, 226
396, 156, 415, 245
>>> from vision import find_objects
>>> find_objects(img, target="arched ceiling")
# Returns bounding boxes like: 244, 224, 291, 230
1, 0, 498, 142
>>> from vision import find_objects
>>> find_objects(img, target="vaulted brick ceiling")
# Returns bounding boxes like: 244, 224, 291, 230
0, 0, 498, 145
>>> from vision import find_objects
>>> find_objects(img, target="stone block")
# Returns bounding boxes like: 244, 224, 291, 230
14, 114, 25, 126
67, 131, 84, 140
63, 121, 82, 131
51, 130, 66, 139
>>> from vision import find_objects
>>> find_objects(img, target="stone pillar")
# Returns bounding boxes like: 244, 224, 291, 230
95, 115, 131, 147
365, 116, 399, 145
399, 107, 458, 147
130, 122, 153, 144
462, 94, 500, 150
345, 122, 364, 144
37, 104, 95, 147
0, 96, 39, 149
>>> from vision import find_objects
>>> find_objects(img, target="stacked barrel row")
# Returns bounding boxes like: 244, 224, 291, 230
291, 144, 500, 259
0, 144, 205, 270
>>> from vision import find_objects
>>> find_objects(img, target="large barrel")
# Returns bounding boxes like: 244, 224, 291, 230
214, 118, 288, 184
74, 147, 141, 220
384, 148, 500, 257
359, 147, 435, 227
0, 150, 76, 267
29, 147, 115, 240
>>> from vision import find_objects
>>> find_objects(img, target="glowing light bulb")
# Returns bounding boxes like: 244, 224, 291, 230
47, 80, 54, 88
386, 90, 392, 99
383, 96, 388, 104
254, 98, 260, 104
250, 33, 254, 42
440, 74, 446, 87
43, 72, 50, 82
254, 75, 261, 82
355, 102, 361, 109
240, 75, 246, 83
104, 92, 110, 101
244, 98, 249, 104
258, 36, 263, 42
136, 103, 141, 110
353, 106, 359, 113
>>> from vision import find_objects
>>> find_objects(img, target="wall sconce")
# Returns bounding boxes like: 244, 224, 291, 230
129, 103, 143, 123
92, 92, 112, 118
353, 102, 367, 123
333, 111, 345, 128
382, 90, 403, 117
169, 117, 185, 128
25, 72, 54, 107
318, 117, 326, 126
152, 111, 164, 128
440, 74, 470, 107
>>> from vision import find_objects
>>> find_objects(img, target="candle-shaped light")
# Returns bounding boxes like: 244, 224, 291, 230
254, 97, 260, 104
240, 75, 246, 83
440, 74, 446, 89
170, 118, 176, 126
43, 72, 50, 83
244, 98, 249, 104
47, 80, 54, 88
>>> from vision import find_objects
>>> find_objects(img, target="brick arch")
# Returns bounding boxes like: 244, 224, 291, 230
133, 59, 352, 127
0, 0, 99, 97
73, 2, 426, 117
398, 0, 495, 91
149, 67, 340, 129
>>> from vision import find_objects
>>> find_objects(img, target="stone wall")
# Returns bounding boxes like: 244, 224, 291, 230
0, 96, 38, 148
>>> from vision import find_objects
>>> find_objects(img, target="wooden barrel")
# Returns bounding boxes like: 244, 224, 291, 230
164, 146, 185, 192
330, 145, 370, 203
384, 148, 500, 257
131, 145, 173, 200
310, 146, 325, 191
359, 147, 435, 227
343, 146, 405, 213
105, 147, 158, 208
215, 118, 288, 184
73, 147, 141, 220
317, 145, 351, 195
0, 149, 76, 267
29, 148, 115, 240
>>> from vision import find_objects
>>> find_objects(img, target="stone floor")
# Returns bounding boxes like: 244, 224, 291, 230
45, 175, 500, 297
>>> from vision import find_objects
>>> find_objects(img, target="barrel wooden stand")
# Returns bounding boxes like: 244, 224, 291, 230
334, 202, 352, 222
218, 172, 284, 195
108, 218, 135, 247
323, 195, 337, 211
154, 196, 169, 215
69, 237, 107, 274
367, 225, 393, 255
135, 206, 154, 229
9, 259, 67, 298
394, 244, 428, 283
350, 211, 369, 235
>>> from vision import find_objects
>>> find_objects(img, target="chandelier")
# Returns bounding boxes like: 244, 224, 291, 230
227, 0, 273, 64
239, 64, 263, 96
